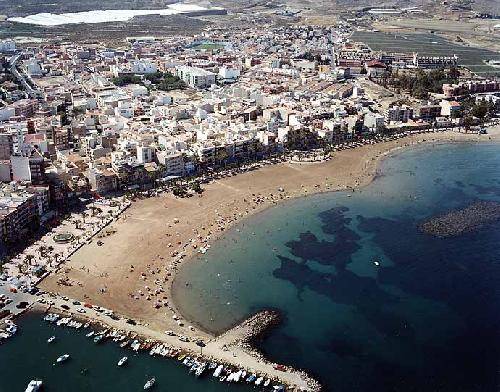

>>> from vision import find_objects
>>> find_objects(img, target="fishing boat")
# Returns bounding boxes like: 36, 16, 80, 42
56, 354, 70, 363
47, 336, 56, 344
143, 377, 156, 390
117, 356, 128, 367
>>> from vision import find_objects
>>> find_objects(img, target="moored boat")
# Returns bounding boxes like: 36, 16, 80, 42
93, 334, 104, 344
143, 377, 155, 390
47, 336, 56, 343
25, 380, 42, 392
56, 354, 70, 363
117, 356, 128, 367
213, 364, 223, 377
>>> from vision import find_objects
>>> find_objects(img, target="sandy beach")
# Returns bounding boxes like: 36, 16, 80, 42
38, 129, 499, 390
39, 130, 497, 331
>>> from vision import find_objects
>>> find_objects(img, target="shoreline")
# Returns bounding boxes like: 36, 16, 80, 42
32, 127, 500, 391
171, 132, 500, 336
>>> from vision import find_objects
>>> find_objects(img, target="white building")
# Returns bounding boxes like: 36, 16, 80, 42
136, 145, 154, 164
131, 60, 157, 75
218, 67, 240, 83
176, 66, 216, 89
364, 113, 385, 132
0, 107, 15, 122
0, 40, 15, 53
156, 151, 185, 176
386, 105, 413, 123
25, 59, 43, 77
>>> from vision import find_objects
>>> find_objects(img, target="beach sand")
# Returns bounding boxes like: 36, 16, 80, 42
38, 130, 498, 390
40, 130, 496, 333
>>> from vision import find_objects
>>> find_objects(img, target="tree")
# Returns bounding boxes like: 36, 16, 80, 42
472, 101, 490, 119
190, 181, 203, 194
25, 254, 36, 266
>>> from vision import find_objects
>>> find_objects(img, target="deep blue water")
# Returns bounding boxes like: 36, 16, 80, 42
174, 142, 500, 392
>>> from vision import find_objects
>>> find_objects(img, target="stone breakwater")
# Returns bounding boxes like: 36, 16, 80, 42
419, 201, 500, 238
36, 303, 321, 392
218, 310, 322, 391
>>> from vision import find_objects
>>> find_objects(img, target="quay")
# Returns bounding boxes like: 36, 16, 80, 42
1, 281, 320, 391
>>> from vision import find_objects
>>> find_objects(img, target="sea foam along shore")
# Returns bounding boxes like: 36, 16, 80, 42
8, 3, 225, 26
37, 127, 500, 390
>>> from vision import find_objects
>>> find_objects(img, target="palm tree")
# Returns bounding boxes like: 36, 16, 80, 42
38, 245, 47, 258
25, 254, 36, 266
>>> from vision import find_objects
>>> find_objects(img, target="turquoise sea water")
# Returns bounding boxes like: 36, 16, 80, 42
2, 142, 500, 392
174, 142, 500, 392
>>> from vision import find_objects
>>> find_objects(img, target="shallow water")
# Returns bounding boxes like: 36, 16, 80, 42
174, 142, 500, 392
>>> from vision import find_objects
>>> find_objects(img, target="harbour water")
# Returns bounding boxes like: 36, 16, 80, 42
174, 142, 500, 392
0, 312, 255, 392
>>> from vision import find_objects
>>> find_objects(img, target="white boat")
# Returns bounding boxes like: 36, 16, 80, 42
264, 379, 271, 387
213, 364, 223, 377
195, 362, 207, 377
120, 340, 129, 348
86, 331, 94, 338
117, 356, 128, 367
47, 336, 56, 343
255, 377, 264, 386
25, 380, 42, 392
5, 324, 17, 335
233, 370, 243, 382
56, 354, 70, 363
143, 377, 155, 390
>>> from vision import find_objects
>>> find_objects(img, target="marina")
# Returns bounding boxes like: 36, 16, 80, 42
2, 312, 290, 392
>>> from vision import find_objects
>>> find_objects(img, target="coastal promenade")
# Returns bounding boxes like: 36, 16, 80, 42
3, 127, 499, 391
